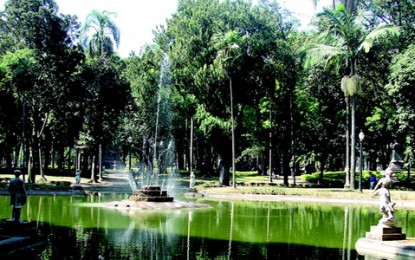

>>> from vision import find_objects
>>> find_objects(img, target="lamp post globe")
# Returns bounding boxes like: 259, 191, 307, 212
359, 131, 365, 142
128, 136, 132, 171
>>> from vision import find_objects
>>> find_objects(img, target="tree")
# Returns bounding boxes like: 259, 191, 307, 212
387, 44, 415, 143
297, 66, 345, 181
1, 0, 85, 182
211, 30, 245, 187
80, 10, 120, 59
158, 0, 297, 185
303, 3, 399, 189
78, 57, 130, 181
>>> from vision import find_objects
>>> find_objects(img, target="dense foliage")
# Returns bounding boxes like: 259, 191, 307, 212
1, 0, 414, 188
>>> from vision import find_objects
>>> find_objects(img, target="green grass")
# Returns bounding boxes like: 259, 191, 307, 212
1, 170, 414, 202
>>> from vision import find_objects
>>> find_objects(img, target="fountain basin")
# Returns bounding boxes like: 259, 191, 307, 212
129, 185, 174, 202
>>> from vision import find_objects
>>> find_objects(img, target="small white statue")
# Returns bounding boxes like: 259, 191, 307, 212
373, 169, 396, 226
189, 171, 195, 188
75, 170, 81, 185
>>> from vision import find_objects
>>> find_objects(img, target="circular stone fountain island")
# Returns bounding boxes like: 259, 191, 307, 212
103, 184, 210, 210
130, 185, 174, 202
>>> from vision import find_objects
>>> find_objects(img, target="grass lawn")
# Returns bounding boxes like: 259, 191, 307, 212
1, 171, 414, 202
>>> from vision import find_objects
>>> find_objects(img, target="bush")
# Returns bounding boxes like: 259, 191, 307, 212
300, 170, 380, 188
235, 171, 257, 177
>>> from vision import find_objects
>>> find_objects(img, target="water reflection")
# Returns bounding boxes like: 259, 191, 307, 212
1, 194, 414, 259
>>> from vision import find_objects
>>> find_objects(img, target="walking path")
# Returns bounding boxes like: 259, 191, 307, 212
2, 171, 415, 209
76, 172, 415, 209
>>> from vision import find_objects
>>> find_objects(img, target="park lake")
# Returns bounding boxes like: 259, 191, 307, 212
1, 193, 415, 259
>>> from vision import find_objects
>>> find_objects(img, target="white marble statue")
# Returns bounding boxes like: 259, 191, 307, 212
373, 169, 396, 226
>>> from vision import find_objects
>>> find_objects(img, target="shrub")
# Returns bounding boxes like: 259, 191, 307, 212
300, 170, 380, 188
235, 171, 257, 177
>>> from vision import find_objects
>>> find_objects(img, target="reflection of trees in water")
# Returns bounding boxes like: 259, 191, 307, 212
3, 196, 415, 259
100, 211, 178, 258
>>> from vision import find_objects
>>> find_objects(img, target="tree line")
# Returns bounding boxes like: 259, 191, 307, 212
0, 0, 414, 188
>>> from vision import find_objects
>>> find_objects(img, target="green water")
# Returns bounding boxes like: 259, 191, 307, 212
1, 194, 415, 259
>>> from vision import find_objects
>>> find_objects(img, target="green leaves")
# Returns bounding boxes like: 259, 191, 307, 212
194, 103, 230, 135
0, 49, 35, 92
359, 24, 400, 53
386, 44, 415, 134
80, 10, 120, 59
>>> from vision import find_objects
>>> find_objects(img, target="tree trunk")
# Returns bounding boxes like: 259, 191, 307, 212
98, 144, 102, 181
230, 77, 236, 188
90, 155, 96, 183
350, 95, 356, 189
219, 159, 230, 186
283, 151, 290, 186
44, 141, 52, 173
189, 117, 193, 174
269, 108, 272, 183
12, 146, 18, 169
344, 96, 351, 189
29, 128, 40, 183
39, 147, 45, 179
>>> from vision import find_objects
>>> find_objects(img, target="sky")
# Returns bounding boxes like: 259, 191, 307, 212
0, 0, 332, 58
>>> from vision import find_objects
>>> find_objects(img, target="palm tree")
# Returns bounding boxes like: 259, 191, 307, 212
80, 10, 120, 59
304, 4, 399, 189
212, 30, 245, 187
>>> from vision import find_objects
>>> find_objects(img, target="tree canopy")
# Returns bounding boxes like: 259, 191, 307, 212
0, 0, 414, 189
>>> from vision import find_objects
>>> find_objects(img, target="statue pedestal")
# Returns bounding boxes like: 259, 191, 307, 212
129, 186, 174, 202
365, 225, 406, 241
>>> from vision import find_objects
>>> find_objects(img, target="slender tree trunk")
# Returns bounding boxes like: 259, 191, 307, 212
13, 145, 19, 169
290, 92, 296, 185
98, 144, 102, 181
30, 128, 40, 183
350, 95, 356, 189
268, 108, 272, 183
230, 77, 236, 188
39, 147, 45, 179
68, 147, 72, 172
183, 119, 188, 171
90, 155, 96, 183
283, 151, 290, 186
44, 141, 51, 173
189, 117, 193, 175
76, 148, 81, 170
344, 96, 351, 189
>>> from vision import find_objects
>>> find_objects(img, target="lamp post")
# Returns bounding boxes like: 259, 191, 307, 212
358, 131, 365, 193
128, 136, 133, 171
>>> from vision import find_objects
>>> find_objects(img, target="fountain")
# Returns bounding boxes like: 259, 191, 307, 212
102, 54, 209, 211
102, 141, 210, 210
129, 185, 173, 202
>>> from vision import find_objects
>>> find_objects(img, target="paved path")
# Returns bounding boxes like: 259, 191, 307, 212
51, 172, 415, 209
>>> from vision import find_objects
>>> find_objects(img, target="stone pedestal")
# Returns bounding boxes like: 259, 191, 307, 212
129, 186, 174, 202
366, 225, 406, 241
356, 237, 415, 259
0, 220, 46, 256
187, 187, 197, 193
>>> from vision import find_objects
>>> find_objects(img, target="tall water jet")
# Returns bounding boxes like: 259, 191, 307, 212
127, 54, 177, 203
100, 53, 209, 210
152, 54, 172, 176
